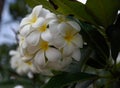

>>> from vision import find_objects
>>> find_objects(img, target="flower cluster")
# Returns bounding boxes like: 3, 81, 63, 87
10, 5, 83, 76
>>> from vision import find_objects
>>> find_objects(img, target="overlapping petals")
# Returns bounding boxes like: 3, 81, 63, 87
9, 49, 37, 75
10, 5, 83, 76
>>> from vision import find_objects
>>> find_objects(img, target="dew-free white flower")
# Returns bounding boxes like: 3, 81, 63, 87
50, 22, 83, 61
9, 49, 37, 75
32, 39, 61, 67
20, 5, 50, 37
25, 17, 53, 46
20, 6, 57, 46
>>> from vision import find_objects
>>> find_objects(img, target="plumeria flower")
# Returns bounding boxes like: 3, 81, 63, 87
20, 6, 57, 46
20, 5, 50, 37
9, 49, 37, 75
32, 39, 61, 68
25, 17, 53, 46
50, 23, 83, 61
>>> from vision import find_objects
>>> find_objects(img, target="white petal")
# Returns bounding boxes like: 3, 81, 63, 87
19, 47, 24, 56
46, 13, 57, 21
32, 5, 43, 17
68, 21, 81, 31
48, 57, 72, 70
41, 29, 53, 42
72, 49, 81, 61
39, 8, 50, 17
58, 23, 76, 36
21, 40, 27, 49
46, 47, 61, 62
49, 22, 60, 36
9, 50, 17, 55
30, 64, 38, 73
72, 34, 83, 48
20, 17, 31, 28
48, 19, 58, 25
26, 31, 40, 46
27, 45, 39, 55
60, 57, 72, 70
34, 50, 46, 67
50, 35, 65, 49
32, 17, 45, 28
63, 43, 75, 57
22, 56, 33, 62
20, 25, 31, 36
57, 22, 69, 35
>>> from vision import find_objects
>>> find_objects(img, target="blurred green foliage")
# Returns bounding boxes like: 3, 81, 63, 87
9, 0, 28, 20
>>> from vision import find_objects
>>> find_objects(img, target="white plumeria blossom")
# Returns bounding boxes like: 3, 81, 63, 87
18, 5, 83, 75
20, 5, 55, 46
32, 39, 61, 67
9, 49, 37, 75
48, 16, 83, 61
20, 5, 50, 36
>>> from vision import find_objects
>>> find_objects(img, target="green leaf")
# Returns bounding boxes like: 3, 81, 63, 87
80, 22, 109, 69
43, 72, 98, 88
86, 0, 120, 28
25, 0, 55, 12
50, 0, 96, 24
106, 14, 120, 61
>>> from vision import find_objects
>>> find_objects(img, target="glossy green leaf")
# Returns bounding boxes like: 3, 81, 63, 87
86, 0, 120, 28
50, 0, 96, 24
25, 0, 55, 12
80, 22, 109, 68
43, 72, 98, 88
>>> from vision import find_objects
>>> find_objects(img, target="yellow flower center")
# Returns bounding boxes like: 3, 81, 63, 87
30, 16, 37, 23
26, 61, 32, 66
40, 40, 49, 51
21, 37, 24, 40
64, 31, 73, 43
38, 24, 47, 32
